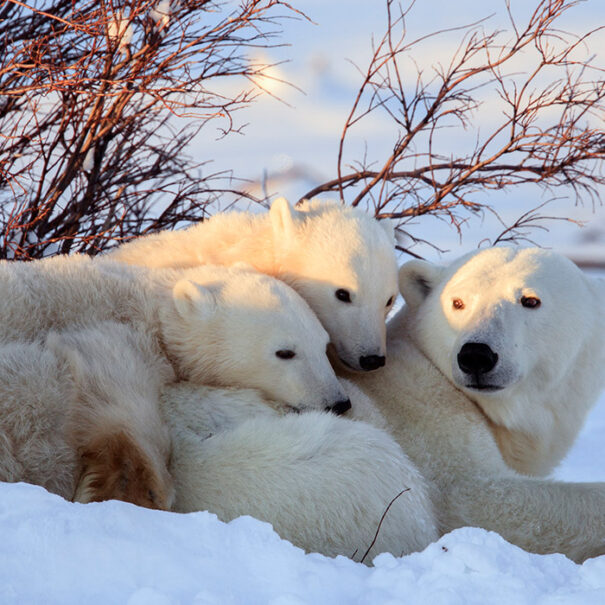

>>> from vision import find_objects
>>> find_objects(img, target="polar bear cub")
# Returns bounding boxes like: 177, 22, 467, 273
398, 246, 605, 475
0, 256, 349, 508
0, 255, 348, 413
108, 198, 399, 373
163, 379, 438, 562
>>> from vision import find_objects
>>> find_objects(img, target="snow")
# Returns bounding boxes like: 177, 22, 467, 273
1, 392, 604, 603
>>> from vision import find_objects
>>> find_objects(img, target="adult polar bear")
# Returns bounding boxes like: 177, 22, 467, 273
108, 198, 399, 372
349, 247, 605, 562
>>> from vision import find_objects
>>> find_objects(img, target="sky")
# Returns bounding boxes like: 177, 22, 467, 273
191, 0, 605, 263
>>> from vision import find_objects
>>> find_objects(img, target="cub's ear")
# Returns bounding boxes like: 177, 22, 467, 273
378, 218, 395, 245
45, 330, 87, 386
172, 279, 217, 321
398, 260, 444, 308
270, 197, 298, 241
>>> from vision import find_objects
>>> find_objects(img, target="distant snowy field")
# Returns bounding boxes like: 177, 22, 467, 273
1, 392, 603, 604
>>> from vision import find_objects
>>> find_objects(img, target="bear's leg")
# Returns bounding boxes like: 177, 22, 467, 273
170, 410, 438, 561
73, 429, 172, 509
46, 322, 175, 510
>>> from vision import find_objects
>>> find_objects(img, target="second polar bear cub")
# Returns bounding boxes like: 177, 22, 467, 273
0, 256, 349, 508
108, 198, 399, 373
0, 255, 348, 413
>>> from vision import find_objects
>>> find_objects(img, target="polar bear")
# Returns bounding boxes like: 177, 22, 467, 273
0, 320, 438, 560
0, 256, 348, 413
346, 246, 605, 562
162, 379, 438, 562
0, 257, 349, 508
107, 198, 399, 372
398, 246, 605, 476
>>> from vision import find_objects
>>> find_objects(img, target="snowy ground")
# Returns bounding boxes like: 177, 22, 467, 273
1, 391, 603, 604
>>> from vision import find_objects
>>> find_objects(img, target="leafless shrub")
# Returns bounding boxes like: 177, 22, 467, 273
299, 0, 605, 256
0, 0, 301, 259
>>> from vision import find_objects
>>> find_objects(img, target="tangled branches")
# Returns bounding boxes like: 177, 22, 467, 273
300, 0, 605, 253
0, 0, 300, 258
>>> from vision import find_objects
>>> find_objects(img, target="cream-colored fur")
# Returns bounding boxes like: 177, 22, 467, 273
346, 248, 605, 563
0, 322, 438, 560
107, 198, 399, 372
397, 247, 605, 476
163, 379, 438, 562
0, 256, 349, 507
0, 322, 174, 509
0, 256, 347, 411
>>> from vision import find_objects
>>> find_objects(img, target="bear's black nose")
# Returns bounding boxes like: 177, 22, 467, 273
457, 342, 498, 375
359, 355, 386, 371
327, 399, 352, 415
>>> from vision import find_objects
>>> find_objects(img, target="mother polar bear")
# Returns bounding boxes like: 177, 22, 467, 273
158, 245, 605, 563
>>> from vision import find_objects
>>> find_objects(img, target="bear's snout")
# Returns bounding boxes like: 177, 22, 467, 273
457, 342, 498, 375
359, 355, 386, 371
327, 399, 352, 415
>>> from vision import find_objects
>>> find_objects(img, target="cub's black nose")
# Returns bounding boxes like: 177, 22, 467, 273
457, 342, 498, 375
327, 399, 352, 415
359, 355, 386, 371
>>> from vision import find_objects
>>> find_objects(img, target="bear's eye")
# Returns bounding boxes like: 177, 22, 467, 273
386, 296, 394, 308
520, 296, 541, 309
275, 349, 296, 360
335, 289, 352, 303
452, 298, 465, 310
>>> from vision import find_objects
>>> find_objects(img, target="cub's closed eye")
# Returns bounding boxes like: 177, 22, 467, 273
521, 296, 541, 309
452, 298, 465, 310
335, 289, 352, 303
386, 296, 394, 307
275, 349, 296, 360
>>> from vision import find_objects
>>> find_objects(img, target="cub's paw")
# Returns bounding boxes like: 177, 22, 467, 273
73, 431, 174, 510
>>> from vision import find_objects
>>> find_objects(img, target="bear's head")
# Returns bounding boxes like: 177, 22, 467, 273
163, 265, 351, 415
270, 198, 399, 373
398, 246, 605, 475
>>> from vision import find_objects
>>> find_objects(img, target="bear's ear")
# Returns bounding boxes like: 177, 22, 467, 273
172, 279, 217, 321
378, 218, 395, 245
270, 197, 298, 242
398, 260, 444, 308
45, 330, 88, 387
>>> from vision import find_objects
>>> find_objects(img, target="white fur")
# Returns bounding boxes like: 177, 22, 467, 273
346, 247, 605, 562
0, 322, 174, 509
107, 198, 399, 371
163, 379, 438, 562
0, 256, 346, 412
398, 246, 605, 475
0, 319, 438, 560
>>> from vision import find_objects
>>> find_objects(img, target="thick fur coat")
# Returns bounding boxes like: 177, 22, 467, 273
108, 198, 399, 372
163, 379, 438, 562
347, 247, 605, 562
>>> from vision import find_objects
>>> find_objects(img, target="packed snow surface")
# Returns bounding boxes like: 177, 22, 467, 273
1, 394, 604, 604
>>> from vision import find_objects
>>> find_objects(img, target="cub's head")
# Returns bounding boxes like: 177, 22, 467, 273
166, 266, 350, 414
270, 198, 398, 373
398, 247, 605, 455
